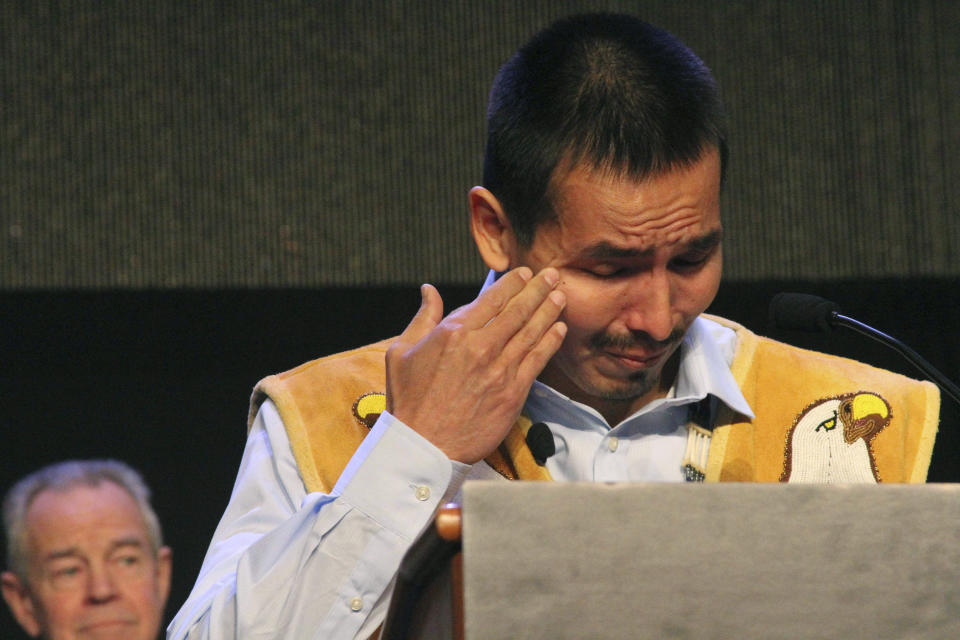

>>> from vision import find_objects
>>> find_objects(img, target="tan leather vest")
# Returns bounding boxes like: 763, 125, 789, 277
249, 316, 938, 492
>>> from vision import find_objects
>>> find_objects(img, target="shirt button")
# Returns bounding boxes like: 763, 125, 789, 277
350, 596, 363, 612
608, 437, 619, 452
415, 485, 431, 501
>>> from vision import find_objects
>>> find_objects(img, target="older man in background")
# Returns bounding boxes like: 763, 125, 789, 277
1, 460, 171, 640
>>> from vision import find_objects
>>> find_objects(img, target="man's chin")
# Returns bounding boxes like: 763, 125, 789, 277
578, 345, 685, 403
540, 348, 673, 405
554, 363, 660, 403
75, 619, 139, 639
589, 374, 659, 401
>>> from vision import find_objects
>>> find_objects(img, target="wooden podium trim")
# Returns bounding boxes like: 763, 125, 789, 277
381, 504, 463, 640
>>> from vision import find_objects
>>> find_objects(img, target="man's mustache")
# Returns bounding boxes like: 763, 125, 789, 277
589, 327, 685, 351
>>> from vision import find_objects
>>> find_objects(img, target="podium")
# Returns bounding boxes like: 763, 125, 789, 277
384, 482, 960, 639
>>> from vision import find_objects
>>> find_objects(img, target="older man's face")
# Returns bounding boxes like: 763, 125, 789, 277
1, 481, 171, 640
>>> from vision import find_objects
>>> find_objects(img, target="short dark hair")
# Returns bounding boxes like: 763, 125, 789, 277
483, 13, 728, 245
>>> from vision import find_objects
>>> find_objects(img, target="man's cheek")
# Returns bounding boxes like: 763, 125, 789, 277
559, 297, 607, 335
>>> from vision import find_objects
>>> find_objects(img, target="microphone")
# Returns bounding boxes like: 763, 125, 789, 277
769, 293, 960, 406
525, 422, 556, 465
768, 292, 840, 333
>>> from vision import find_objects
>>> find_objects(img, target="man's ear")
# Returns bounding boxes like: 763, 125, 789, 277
156, 546, 173, 608
468, 186, 515, 273
1, 571, 42, 637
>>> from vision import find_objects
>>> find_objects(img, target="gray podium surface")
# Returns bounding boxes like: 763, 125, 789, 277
461, 482, 960, 639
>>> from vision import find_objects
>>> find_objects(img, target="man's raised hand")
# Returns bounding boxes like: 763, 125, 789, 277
385, 267, 567, 463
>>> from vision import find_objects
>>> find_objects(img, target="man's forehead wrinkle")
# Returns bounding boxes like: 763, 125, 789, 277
39, 534, 144, 554
593, 205, 711, 253
617, 204, 705, 232
581, 225, 720, 261
544, 149, 722, 258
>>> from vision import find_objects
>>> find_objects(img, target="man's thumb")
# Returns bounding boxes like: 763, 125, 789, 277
400, 283, 443, 342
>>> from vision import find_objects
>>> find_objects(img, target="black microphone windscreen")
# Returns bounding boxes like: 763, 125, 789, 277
525, 422, 556, 466
769, 293, 840, 333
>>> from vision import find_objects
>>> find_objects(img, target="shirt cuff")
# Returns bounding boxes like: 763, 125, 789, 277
333, 410, 460, 539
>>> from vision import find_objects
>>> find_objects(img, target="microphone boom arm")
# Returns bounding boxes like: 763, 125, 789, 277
831, 312, 960, 406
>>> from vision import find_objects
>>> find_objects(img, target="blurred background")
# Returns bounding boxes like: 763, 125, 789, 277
2, 1, 958, 635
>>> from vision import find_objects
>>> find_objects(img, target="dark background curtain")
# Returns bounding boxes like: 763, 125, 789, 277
2, 1, 957, 635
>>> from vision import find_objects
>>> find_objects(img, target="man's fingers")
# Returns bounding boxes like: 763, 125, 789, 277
516, 320, 568, 384
498, 282, 566, 373
455, 267, 534, 330
482, 267, 561, 339
501, 286, 566, 355
398, 284, 444, 344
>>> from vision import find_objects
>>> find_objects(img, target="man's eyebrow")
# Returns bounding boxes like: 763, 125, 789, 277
107, 537, 148, 553
42, 547, 82, 563
688, 229, 723, 252
583, 243, 654, 260
41, 538, 147, 563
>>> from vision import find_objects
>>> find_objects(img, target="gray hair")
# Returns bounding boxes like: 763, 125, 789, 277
2, 459, 164, 579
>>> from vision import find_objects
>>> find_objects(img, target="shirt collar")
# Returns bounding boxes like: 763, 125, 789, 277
675, 316, 754, 418
480, 269, 500, 291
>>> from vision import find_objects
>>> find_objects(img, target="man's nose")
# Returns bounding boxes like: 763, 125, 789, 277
621, 269, 674, 342
85, 564, 118, 603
